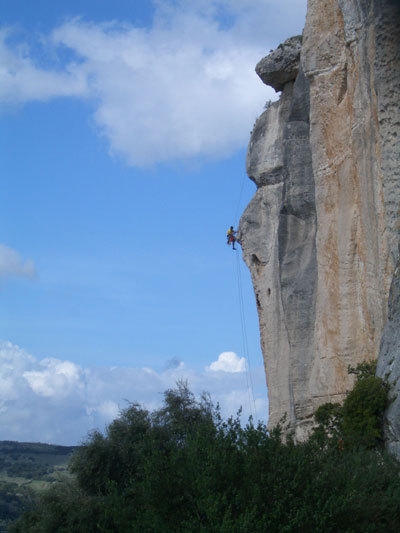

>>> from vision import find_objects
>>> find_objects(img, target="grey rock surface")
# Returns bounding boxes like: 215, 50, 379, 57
377, 258, 400, 458
375, 0, 400, 459
240, 59, 317, 433
255, 36, 302, 92
239, 0, 400, 442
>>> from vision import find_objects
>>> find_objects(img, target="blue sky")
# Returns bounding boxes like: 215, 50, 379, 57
0, 0, 307, 445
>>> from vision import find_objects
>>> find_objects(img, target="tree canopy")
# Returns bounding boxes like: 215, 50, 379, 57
10, 374, 400, 532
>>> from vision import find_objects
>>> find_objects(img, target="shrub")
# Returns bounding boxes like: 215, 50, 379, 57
10, 377, 400, 532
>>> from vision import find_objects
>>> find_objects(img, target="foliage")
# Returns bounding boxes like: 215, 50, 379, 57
314, 361, 389, 449
9, 378, 400, 532
0, 442, 75, 533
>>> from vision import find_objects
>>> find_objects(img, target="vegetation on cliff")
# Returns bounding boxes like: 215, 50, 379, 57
8, 370, 400, 532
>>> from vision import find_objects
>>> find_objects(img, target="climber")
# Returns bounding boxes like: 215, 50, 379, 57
227, 226, 237, 250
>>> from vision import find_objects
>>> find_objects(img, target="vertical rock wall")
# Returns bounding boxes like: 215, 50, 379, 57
374, 0, 400, 457
239, 0, 400, 439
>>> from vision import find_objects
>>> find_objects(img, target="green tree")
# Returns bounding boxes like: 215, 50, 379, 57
314, 361, 389, 450
10, 378, 400, 533
341, 362, 388, 448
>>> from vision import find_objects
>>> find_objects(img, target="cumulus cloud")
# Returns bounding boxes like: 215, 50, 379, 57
0, 340, 267, 445
207, 351, 246, 372
0, 0, 307, 166
49, 14, 270, 167
23, 359, 85, 399
0, 243, 36, 280
0, 28, 88, 103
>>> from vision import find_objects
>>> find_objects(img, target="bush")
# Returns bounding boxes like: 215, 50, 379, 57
10, 378, 400, 532
314, 361, 389, 450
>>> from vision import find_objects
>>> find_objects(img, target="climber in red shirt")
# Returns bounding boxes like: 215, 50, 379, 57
226, 226, 237, 250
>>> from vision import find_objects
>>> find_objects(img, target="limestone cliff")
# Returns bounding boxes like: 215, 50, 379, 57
239, 0, 400, 441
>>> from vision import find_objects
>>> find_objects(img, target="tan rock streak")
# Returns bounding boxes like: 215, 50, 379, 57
239, 0, 400, 439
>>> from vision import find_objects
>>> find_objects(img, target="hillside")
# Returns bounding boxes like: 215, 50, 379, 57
0, 441, 77, 532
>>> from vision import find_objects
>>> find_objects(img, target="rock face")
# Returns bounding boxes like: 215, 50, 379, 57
377, 257, 400, 457
239, 0, 400, 441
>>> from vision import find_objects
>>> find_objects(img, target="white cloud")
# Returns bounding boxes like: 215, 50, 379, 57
95, 400, 119, 420
23, 358, 85, 399
49, 17, 269, 167
0, 28, 88, 104
0, 0, 307, 166
0, 243, 36, 280
207, 351, 246, 372
0, 341, 267, 445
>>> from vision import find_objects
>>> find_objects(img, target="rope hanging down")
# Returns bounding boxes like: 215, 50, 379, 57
235, 249, 257, 420
228, 171, 257, 419
233, 173, 246, 229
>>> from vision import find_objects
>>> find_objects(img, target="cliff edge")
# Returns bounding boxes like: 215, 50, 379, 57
239, 0, 400, 444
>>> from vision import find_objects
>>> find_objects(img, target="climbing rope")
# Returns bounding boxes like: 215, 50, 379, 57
233, 173, 247, 229
235, 248, 258, 421
227, 170, 258, 419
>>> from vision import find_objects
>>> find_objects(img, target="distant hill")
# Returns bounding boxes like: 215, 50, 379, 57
0, 441, 78, 532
